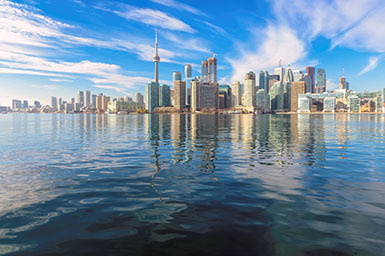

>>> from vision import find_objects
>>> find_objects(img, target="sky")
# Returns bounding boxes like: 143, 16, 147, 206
1, 0, 385, 106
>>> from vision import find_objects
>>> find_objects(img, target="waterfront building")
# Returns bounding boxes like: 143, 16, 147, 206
49, 96, 57, 109
85, 90, 91, 107
274, 67, 285, 82
339, 70, 346, 90
185, 64, 192, 79
64, 103, 74, 113
77, 91, 84, 107
283, 82, 291, 110
244, 71, 256, 107
306, 66, 315, 92
302, 73, 312, 93
201, 60, 208, 82
324, 97, 336, 112
159, 84, 171, 107
12, 99, 21, 110
91, 95, 96, 108
293, 70, 302, 81
290, 81, 306, 112
102, 96, 110, 111
96, 93, 103, 110
298, 96, 311, 112
134, 92, 144, 104
231, 81, 242, 107
58, 98, 62, 106
259, 70, 269, 92
107, 100, 144, 113
173, 71, 182, 82
268, 76, 279, 92
153, 29, 160, 84
124, 96, 133, 102
34, 101, 41, 108
191, 80, 218, 112
375, 96, 382, 112
219, 85, 231, 109
283, 67, 294, 83
22, 100, 28, 109
348, 95, 360, 112
173, 80, 186, 110
256, 89, 269, 112
383, 88, 385, 113
145, 82, 159, 112
71, 98, 75, 104
316, 68, 326, 93
208, 56, 217, 83
269, 81, 284, 111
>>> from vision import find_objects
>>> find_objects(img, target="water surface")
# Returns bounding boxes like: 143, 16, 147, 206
0, 113, 385, 255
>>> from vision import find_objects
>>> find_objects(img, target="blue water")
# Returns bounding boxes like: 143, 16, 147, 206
0, 113, 385, 255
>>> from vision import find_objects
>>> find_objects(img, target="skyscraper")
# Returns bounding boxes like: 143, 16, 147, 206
49, 96, 57, 109
339, 76, 346, 90
303, 74, 312, 93
153, 29, 160, 84
283, 68, 294, 83
173, 71, 182, 82
201, 60, 208, 82
23, 100, 28, 109
85, 90, 91, 107
306, 66, 315, 93
231, 81, 242, 106
134, 92, 144, 104
12, 99, 21, 110
173, 80, 186, 110
145, 82, 159, 112
293, 70, 302, 81
184, 64, 192, 79
274, 67, 285, 82
208, 55, 217, 83
259, 70, 269, 91
244, 71, 256, 107
77, 91, 84, 106
96, 93, 103, 110
316, 68, 326, 93
159, 84, 171, 107
290, 81, 306, 112
91, 94, 96, 108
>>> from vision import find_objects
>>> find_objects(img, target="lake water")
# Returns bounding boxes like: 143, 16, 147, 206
0, 113, 385, 256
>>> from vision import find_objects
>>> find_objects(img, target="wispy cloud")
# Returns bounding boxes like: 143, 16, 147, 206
150, 0, 203, 16
49, 78, 73, 82
359, 55, 383, 75
97, 3, 196, 33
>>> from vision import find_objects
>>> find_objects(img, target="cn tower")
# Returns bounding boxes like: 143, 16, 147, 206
153, 28, 160, 84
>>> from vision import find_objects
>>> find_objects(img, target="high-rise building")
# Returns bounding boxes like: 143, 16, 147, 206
269, 81, 284, 111
274, 67, 285, 82
91, 95, 96, 107
145, 82, 159, 112
259, 70, 269, 91
85, 90, 91, 107
219, 85, 231, 109
191, 80, 218, 112
153, 29, 160, 84
316, 68, 326, 93
50, 96, 57, 109
244, 71, 256, 107
293, 70, 302, 81
124, 96, 133, 102
339, 77, 346, 90
71, 98, 75, 104
102, 96, 110, 111
96, 93, 103, 110
12, 99, 21, 110
231, 81, 242, 106
290, 81, 306, 112
303, 74, 312, 93
306, 66, 315, 93
23, 100, 28, 109
324, 97, 336, 112
58, 98, 62, 106
134, 92, 144, 104
77, 91, 84, 106
208, 56, 217, 83
173, 71, 181, 82
185, 64, 192, 78
348, 95, 360, 112
201, 60, 208, 82
283, 68, 294, 83
173, 80, 186, 110
159, 84, 171, 107
34, 101, 41, 108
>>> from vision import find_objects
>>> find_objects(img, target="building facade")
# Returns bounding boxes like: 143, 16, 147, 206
145, 82, 159, 112
159, 84, 171, 107
231, 81, 242, 107
134, 92, 144, 104
290, 81, 306, 112
173, 80, 186, 110
244, 71, 256, 107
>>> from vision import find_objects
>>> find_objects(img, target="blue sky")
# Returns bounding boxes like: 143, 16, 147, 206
1, 0, 385, 106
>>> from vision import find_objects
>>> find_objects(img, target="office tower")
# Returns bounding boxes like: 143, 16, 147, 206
290, 81, 306, 112
145, 82, 159, 112
269, 81, 284, 111
159, 84, 171, 107
339, 77, 346, 90
12, 99, 21, 110
173, 80, 186, 110
185, 64, 192, 78
268, 74, 280, 92
50, 96, 57, 109
134, 92, 144, 104
219, 85, 231, 109
256, 89, 269, 112
302, 74, 312, 93
71, 98, 75, 104
201, 59, 208, 82
124, 96, 133, 102
96, 93, 103, 110
23, 100, 28, 109
283, 82, 291, 110
283, 68, 294, 83
34, 101, 41, 108
173, 71, 182, 82
345, 82, 349, 90
64, 103, 74, 113
293, 70, 302, 81
153, 29, 160, 84
316, 68, 326, 93
102, 96, 110, 111
259, 70, 269, 91
231, 81, 242, 106
306, 66, 315, 93
91, 95, 96, 107
191, 80, 218, 112
208, 55, 217, 83
58, 98, 62, 106
77, 91, 84, 106
348, 95, 360, 112
85, 90, 91, 107
274, 67, 285, 82
244, 71, 256, 107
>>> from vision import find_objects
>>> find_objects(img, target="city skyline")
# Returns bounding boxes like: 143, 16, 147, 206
1, 0, 385, 106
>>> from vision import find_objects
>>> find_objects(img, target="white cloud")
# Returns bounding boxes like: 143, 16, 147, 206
326, 79, 339, 90
49, 78, 72, 82
359, 55, 382, 75
150, 0, 203, 16
162, 32, 210, 53
98, 4, 196, 33
0, 67, 69, 77
228, 25, 306, 82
